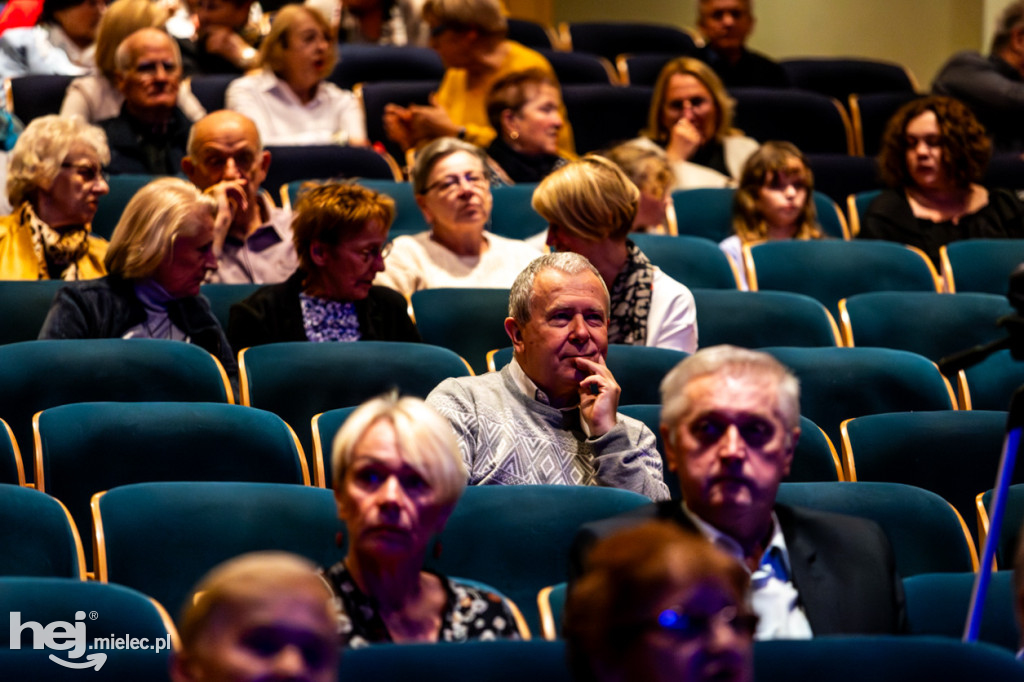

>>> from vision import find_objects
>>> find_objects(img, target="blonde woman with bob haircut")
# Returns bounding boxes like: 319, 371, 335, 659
60, 0, 206, 123
39, 177, 236, 374
226, 5, 366, 146
324, 392, 524, 647
635, 57, 757, 189
171, 551, 341, 682
0, 115, 110, 280
721, 141, 822, 289
533, 155, 697, 352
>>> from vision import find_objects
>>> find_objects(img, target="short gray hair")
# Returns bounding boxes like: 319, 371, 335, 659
410, 136, 489, 195
993, 1, 1024, 53
114, 27, 181, 74
660, 345, 800, 433
507, 252, 610, 324
7, 115, 110, 207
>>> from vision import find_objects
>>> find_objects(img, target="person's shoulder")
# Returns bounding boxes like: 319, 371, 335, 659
776, 502, 889, 542
366, 284, 408, 307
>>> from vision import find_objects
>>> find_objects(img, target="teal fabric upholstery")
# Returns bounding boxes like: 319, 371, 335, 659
411, 288, 511, 375
904, 571, 1019, 651
962, 349, 1024, 411
0, 418, 24, 485
0, 279, 65, 344
199, 283, 261, 331
692, 289, 839, 347
0, 484, 82, 578
629, 234, 738, 289
943, 238, 1024, 294
979, 483, 1024, 568
490, 183, 547, 241
94, 481, 343, 617
540, 582, 567, 640
672, 188, 847, 241
311, 406, 358, 488
776, 481, 975, 576
92, 174, 156, 240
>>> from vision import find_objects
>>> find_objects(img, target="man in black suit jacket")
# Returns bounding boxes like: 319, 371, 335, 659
571, 345, 905, 638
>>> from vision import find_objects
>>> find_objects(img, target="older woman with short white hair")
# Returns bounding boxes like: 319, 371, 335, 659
39, 177, 235, 373
0, 115, 110, 280
324, 393, 523, 647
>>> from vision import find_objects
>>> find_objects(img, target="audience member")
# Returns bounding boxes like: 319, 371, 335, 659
427, 252, 670, 499
182, 110, 297, 284
39, 177, 235, 375
228, 182, 419, 348
533, 155, 697, 353
180, 0, 261, 75
636, 57, 758, 189
858, 95, 1024, 265
60, 0, 206, 124
696, 0, 788, 88
324, 392, 522, 646
336, 0, 430, 46
603, 141, 674, 235
565, 521, 755, 682
383, 0, 574, 156
721, 141, 823, 289
0, 0, 104, 77
485, 68, 569, 184
933, 0, 1024, 152
170, 551, 341, 682
226, 5, 367, 146
572, 345, 906, 637
99, 27, 191, 175
0, 115, 109, 280
374, 137, 541, 297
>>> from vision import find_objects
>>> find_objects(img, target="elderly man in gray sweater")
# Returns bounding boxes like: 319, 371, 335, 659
426, 253, 670, 501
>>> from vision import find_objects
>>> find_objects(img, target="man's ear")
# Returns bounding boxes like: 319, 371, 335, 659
504, 316, 525, 352
660, 424, 679, 472
114, 72, 127, 95
181, 156, 196, 180
414, 194, 433, 226
782, 426, 800, 477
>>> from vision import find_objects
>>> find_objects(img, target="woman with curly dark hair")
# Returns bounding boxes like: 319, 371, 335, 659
858, 95, 1024, 265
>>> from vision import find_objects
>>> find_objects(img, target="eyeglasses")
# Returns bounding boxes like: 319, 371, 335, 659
61, 162, 107, 184
653, 605, 758, 640
425, 172, 489, 195
354, 241, 393, 264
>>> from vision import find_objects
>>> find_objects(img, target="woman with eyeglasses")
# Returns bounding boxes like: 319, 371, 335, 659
0, 115, 110, 280
228, 182, 419, 349
374, 137, 541, 298
565, 521, 755, 682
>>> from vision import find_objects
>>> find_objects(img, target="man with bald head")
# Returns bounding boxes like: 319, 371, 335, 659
182, 110, 297, 284
99, 28, 191, 175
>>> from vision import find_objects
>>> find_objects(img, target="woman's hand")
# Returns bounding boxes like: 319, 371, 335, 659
665, 117, 703, 163
406, 98, 460, 142
575, 355, 621, 438
384, 104, 415, 150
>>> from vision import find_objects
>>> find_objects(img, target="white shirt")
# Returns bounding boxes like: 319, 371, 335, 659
226, 69, 366, 146
683, 503, 814, 640
374, 230, 542, 298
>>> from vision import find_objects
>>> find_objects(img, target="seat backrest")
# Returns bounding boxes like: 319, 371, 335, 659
616, 52, 679, 86
538, 48, 614, 84
489, 183, 547, 240
200, 283, 261, 330
7, 74, 74, 122
262, 144, 398, 192
0, 418, 23, 485
92, 174, 157, 240
538, 582, 567, 640
941, 238, 1024, 294
341, 640, 569, 682
805, 153, 882, 207
411, 288, 511, 375
983, 152, 1024, 192
747, 240, 939, 321
672, 188, 848, 242
962, 348, 1024, 412
507, 18, 554, 49
754, 636, 1024, 682
35, 402, 308, 565
562, 22, 697, 62
0, 339, 231, 464
780, 58, 917, 102
903, 571, 1019, 652
840, 410, 1011, 544
846, 188, 883, 236
839, 291, 1013, 367
188, 73, 237, 112
239, 341, 471, 457
0, 279, 64, 345
328, 45, 444, 89
776, 481, 975, 575
561, 84, 652, 154
629, 234, 738, 289
979, 484, 1024, 568
731, 87, 855, 154
0, 483, 84, 578
691, 289, 840, 348
358, 80, 438, 162
761, 346, 955, 446
848, 91, 923, 157
94, 481, 343, 617
311, 406, 358, 488
422, 484, 651, 635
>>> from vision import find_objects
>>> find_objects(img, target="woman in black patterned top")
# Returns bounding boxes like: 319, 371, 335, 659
323, 393, 523, 647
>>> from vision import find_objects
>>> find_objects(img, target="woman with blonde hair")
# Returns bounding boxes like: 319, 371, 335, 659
532, 155, 697, 352
60, 0, 206, 123
603, 140, 675, 234
637, 56, 757, 189
226, 4, 366, 146
324, 393, 522, 647
720, 141, 822, 289
0, 115, 109, 280
39, 177, 235, 372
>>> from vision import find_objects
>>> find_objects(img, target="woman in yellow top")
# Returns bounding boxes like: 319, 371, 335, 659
383, 0, 574, 157
0, 115, 110, 280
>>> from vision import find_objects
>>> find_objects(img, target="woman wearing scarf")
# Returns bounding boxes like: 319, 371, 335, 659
532, 155, 697, 353
0, 115, 110, 280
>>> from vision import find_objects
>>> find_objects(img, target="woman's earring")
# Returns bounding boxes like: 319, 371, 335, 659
509, 130, 519, 141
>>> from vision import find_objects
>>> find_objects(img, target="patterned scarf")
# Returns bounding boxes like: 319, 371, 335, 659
606, 240, 654, 346
299, 293, 361, 342
24, 203, 90, 280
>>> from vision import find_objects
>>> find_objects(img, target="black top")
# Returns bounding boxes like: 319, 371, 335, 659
858, 187, 1024, 265
98, 105, 191, 176
698, 45, 790, 89
486, 137, 566, 184
227, 269, 421, 350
